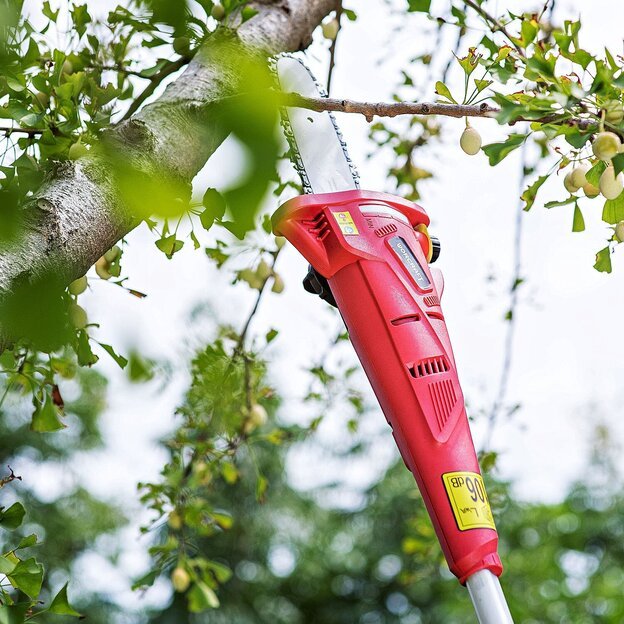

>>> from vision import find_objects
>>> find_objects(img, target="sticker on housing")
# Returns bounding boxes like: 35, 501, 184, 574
332, 211, 359, 235
442, 471, 496, 531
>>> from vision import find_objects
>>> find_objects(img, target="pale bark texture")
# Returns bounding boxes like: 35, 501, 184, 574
0, 0, 339, 295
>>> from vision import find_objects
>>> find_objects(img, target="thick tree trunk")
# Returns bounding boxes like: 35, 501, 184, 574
0, 0, 338, 295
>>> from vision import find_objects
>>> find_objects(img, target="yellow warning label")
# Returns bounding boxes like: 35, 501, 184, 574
442, 472, 496, 531
332, 211, 359, 236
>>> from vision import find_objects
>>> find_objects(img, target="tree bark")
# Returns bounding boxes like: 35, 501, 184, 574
0, 0, 339, 295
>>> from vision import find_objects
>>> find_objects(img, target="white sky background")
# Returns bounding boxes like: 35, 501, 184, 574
18, 0, 624, 613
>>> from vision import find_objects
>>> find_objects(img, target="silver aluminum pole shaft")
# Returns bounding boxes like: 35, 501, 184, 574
466, 570, 514, 624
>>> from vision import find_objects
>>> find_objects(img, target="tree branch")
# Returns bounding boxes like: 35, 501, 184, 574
0, 0, 340, 297
278, 91, 596, 128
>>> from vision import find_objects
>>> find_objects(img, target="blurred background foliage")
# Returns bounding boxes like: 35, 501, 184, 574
1, 0, 624, 622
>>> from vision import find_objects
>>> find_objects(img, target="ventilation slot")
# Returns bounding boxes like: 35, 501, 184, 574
375, 223, 398, 238
428, 379, 458, 430
391, 314, 420, 326
424, 295, 440, 307
426, 311, 444, 321
408, 355, 449, 379
303, 212, 331, 241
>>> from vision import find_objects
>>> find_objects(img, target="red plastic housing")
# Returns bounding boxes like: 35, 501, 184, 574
272, 190, 502, 584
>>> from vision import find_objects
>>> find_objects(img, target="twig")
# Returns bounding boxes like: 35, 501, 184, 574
235, 247, 283, 353
0, 465, 22, 489
482, 142, 528, 450
326, 3, 343, 95
0, 127, 44, 136
462, 0, 524, 55
120, 56, 193, 122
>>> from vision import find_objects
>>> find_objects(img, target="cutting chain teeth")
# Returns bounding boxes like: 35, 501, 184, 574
269, 54, 360, 194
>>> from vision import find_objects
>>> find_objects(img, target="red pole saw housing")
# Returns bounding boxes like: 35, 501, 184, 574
272, 189, 502, 585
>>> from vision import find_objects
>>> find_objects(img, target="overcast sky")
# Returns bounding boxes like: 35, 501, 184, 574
19, 0, 624, 611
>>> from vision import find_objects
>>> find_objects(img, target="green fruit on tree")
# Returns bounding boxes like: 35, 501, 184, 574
460, 125, 482, 156
570, 165, 589, 189
95, 257, 112, 280
615, 221, 624, 242
69, 303, 88, 329
256, 260, 272, 281
104, 245, 121, 263
322, 18, 339, 41
582, 181, 600, 198
171, 567, 191, 593
173, 36, 191, 56
592, 131, 621, 161
604, 100, 624, 125
211, 4, 225, 20
68, 141, 88, 160
168, 511, 183, 530
599, 164, 624, 200
563, 172, 579, 194
271, 275, 285, 294
68, 275, 88, 296
33, 91, 50, 109
61, 59, 73, 75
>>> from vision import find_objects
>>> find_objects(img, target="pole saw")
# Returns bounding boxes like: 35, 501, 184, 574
270, 56, 514, 624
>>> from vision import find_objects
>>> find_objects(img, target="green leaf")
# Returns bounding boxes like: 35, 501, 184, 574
7, 557, 44, 598
0, 503, 25, 530
482, 134, 526, 166
240, 6, 258, 22
545, 197, 576, 209
572, 204, 585, 232
612, 153, 624, 176
98, 343, 128, 369
265, 329, 278, 343
521, 174, 548, 211
594, 246, 612, 273
188, 581, 220, 612
155, 235, 184, 258
343, 8, 357, 20
49, 583, 82, 617
602, 193, 624, 224
75, 330, 99, 366
474, 79, 492, 94
434, 81, 456, 104
256, 475, 268, 503
0, 556, 16, 576
0, 604, 28, 624
586, 161, 607, 187
202, 188, 226, 221
407, 0, 431, 12
42, 1, 60, 20
16, 534, 37, 549
31, 392, 65, 433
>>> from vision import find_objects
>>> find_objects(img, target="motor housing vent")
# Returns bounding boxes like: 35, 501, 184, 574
408, 355, 449, 379
428, 378, 458, 431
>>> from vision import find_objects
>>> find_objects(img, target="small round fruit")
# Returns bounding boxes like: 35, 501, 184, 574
570, 165, 589, 189
256, 260, 272, 281
68, 141, 88, 160
61, 59, 73, 75
249, 403, 267, 428
34, 91, 50, 109
615, 221, 624, 242
599, 164, 624, 200
68, 275, 88, 296
173, 36, 190, 56
271, 275, 285, 294
592, 131, 621, 161
582, 181, 600, 198
95, 257, 112, 280
604, 100, 624, 125
69, 303, 88, 329
171, 567, 191, 593
168, 511, 183, 530
460, 125, 482, 156
563, 172, 579, 194
211, 4, 225, 20
104, 245, 121, 263
322, 18, 339, 41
